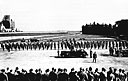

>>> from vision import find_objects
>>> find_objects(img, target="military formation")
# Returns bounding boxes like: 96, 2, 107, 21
0, 38, 128, 53
0, 38, 127, 52
0, 66, 128, 81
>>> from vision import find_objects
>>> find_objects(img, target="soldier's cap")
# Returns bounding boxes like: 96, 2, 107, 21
122, 69, 125, 72
109, 67, 112, 70
35, 69, 38, 72
119, 69, 122, 72
45, 69, 49, 72
75, 71, 77, 73
17, 71, 20, 74
102, 68, 106, 71
95, 68, 98, 71
71, 68, 74, 71
39, 68, 41, 71
58, 68, 61, 71
58, 68, 63, 72
114, 68, 117, 71
29, 69, 33, 72
52, 67, 55, 70
80, 67, 82, 70
64, 68, 67, 71
15, 67, 19, 70
7, 67, 9, 70
89, 67, 92, 71
10, 69, 13, 72
1, 69, 5, 72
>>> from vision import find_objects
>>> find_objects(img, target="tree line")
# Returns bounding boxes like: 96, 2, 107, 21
82, 19, 128, 36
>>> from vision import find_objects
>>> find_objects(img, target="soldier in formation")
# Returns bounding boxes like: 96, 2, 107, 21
109, 47, 114, 56
0, 38, 128, 54
90, 49, 92, 58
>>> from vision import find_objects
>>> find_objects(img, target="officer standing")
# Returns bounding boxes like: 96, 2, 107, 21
1, 42, 5, 51
90, 49, 92, 58
109, 47, 114, 56
93, 52, 97, 63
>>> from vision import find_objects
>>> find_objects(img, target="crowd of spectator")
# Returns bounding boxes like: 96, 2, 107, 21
0, 67, 128, 81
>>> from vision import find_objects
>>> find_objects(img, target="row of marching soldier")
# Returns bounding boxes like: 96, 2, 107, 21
0, 38, 128, 52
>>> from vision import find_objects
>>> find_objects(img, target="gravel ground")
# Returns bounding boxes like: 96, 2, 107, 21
0, 48, 128, 73
0, 34, 128, 73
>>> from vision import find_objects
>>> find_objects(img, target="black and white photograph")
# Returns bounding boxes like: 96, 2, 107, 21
0, 0, 128, 81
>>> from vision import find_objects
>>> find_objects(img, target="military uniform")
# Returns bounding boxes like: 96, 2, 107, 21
1, 43, 5, 51
93, 52, 97, 63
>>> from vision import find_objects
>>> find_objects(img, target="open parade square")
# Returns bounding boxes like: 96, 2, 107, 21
0, 32, 128, 73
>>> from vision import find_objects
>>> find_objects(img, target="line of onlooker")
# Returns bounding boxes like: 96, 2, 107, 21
0, 67, 128, 81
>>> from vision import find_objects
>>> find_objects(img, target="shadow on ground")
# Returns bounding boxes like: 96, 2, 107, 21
99, 53, 126, 57
50, 56, 87, 58
100, 53, 110, 56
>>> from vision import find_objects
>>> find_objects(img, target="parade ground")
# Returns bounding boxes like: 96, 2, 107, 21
0, 32, 128, 73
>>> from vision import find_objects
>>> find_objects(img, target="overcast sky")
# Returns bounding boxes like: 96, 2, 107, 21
0, 0, 128, 31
